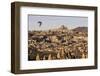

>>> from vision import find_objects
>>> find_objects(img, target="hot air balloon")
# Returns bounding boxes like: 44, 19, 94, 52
38, 21, 42, 27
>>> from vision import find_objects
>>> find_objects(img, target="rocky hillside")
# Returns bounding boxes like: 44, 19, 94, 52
72, 27, 88, 32
28, 25, 88, 61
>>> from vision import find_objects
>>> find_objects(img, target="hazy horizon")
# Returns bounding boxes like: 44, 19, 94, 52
28, 15, 88, 31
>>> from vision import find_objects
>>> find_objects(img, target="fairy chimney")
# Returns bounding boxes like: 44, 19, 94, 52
43, 55, 46, 60
57, 52, 60, 59
36, 54, 40, 60
48, 54, 52, 60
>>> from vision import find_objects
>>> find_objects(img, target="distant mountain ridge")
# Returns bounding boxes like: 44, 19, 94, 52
72, 27, 88, 32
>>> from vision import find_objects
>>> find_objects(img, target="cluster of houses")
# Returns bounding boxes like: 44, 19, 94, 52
28, 25, 88, 61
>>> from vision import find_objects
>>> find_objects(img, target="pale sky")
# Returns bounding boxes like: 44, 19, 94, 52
28, 15, 88, 31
